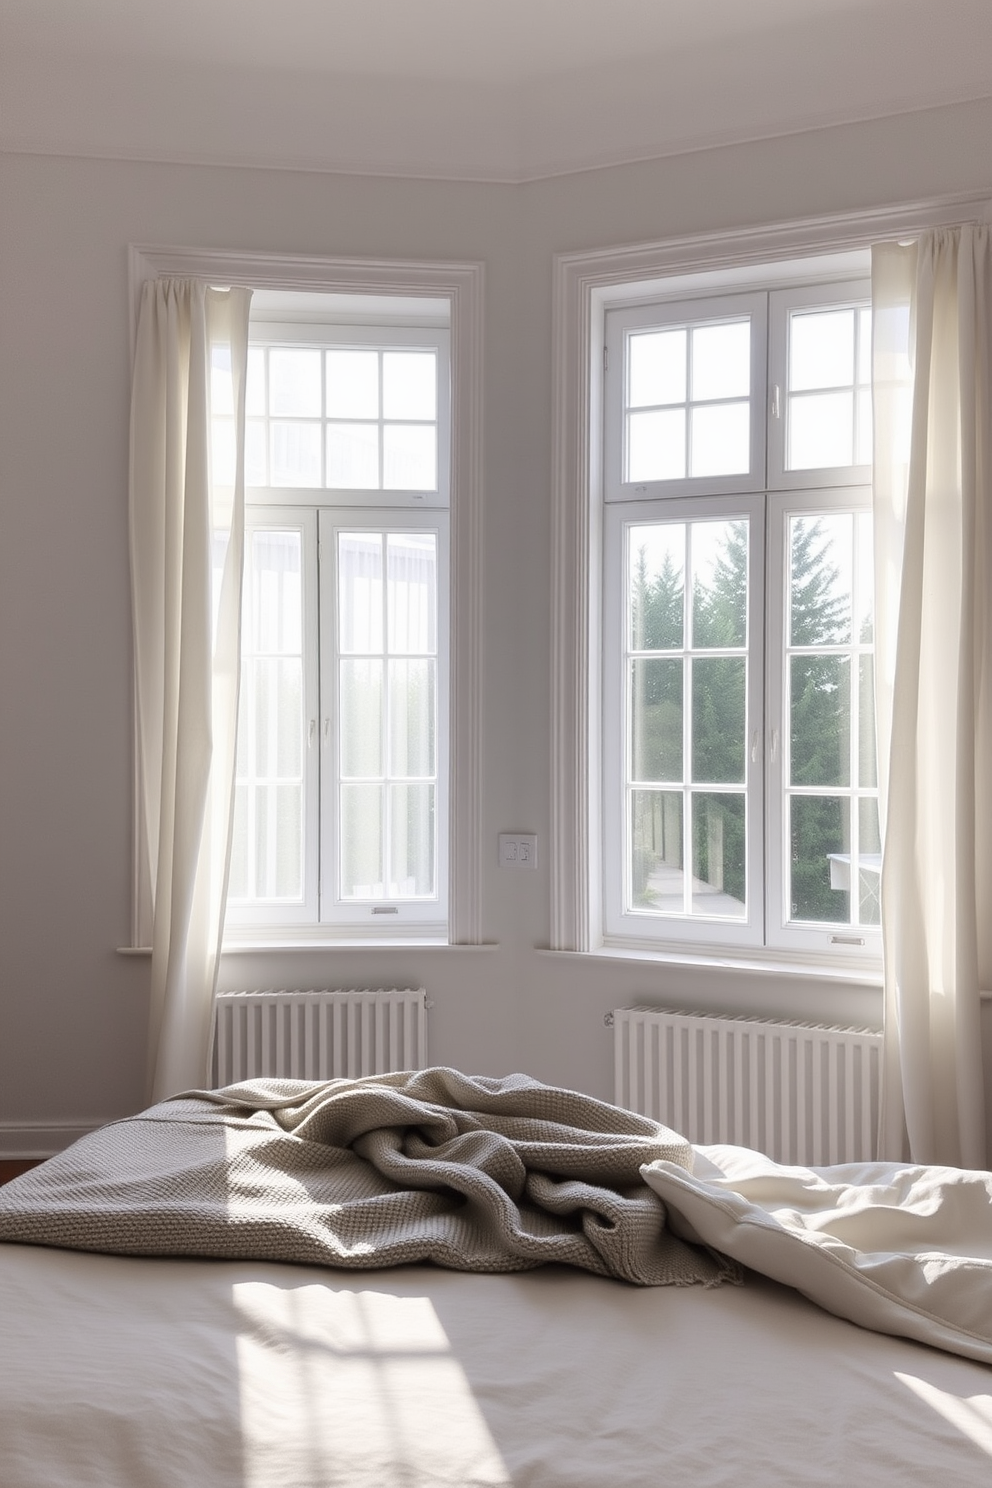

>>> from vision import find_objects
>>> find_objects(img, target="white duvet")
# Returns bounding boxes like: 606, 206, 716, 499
644, 1145, 992, 1365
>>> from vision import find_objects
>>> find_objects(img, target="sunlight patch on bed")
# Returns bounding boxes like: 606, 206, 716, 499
896, 1372, 992, 1456
233, 1280, 512, 1487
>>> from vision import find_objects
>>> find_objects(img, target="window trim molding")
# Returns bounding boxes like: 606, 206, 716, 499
550, 191, 992, 954
128, 245, 485, 947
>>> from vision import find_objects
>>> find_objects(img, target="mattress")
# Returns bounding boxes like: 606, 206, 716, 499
1, 1239, 990, 1487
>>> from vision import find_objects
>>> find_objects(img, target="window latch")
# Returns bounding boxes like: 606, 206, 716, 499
771, 384, 782, 420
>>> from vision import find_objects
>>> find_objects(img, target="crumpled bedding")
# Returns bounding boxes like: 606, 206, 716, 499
0, 1067, 736, 1287
644, 1143, 992, 1365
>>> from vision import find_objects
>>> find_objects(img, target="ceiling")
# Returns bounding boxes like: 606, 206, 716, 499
3, 0, 992, 181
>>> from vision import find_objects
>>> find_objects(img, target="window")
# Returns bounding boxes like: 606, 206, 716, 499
223, 300, 450, 938
601, 270, 879, 960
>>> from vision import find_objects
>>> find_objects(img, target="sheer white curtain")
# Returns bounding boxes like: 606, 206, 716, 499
872, 227, 991, 1167
130, 279, 252, 1101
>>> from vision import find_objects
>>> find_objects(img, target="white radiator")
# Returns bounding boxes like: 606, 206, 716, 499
613, 1007, 881, 1165
213, 988, 428, 1086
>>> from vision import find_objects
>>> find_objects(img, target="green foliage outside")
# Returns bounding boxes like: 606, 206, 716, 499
629, 516, 864, 923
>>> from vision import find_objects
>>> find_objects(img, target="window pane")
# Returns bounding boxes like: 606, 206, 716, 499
628, 329, 686, 407
790, 308, 855, 392
383, 424, 437, 490
691, 519, 747, 647
340, 784, 383, 898
691, 320, 750, 402
325, 350, 379, 420
252, 530, 302, 654
789, 514, 852, 646
855, 511, 873, 644
245, 419, 267, 484
789, 391, 854, 469
340, 659, 383, 777
229, 780, 249, 899
630, 659, 682, 782
628, 524, 685, 650
338, 534, 383, 654
790, 655, 850, 787
248, 783, 303, 900
857, 308, 872, 386
691, 792, 745, 917
692, 657, 746, 784
855, 388, 873, 465
383, 352, 437, 420
388, 533, 437, 654
859, 797, 881, 925
253, 658, 303, 777
327, 423, 379, 489
269, 348, 321, 417
790, 795, 848, 923
627, 408, 685, 482
689, 402, 750, 478
246, 347, 266, 417
272, 783, 303, 899
388, 783, 435, 896
630, 789, 683, 913
859, 656, 877, 789
389, 659, 435, 777
270, 421, 321, 486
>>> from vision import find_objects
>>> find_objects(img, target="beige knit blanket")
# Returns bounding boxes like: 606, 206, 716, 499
0, 1068, 737, 1286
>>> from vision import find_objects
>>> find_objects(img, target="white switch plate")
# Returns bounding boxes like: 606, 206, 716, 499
498, 833, 537, 868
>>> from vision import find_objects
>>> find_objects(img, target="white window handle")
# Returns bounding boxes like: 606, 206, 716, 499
750, 731, 760, 763
770, 728, 780, 764
308, 719, 316, 748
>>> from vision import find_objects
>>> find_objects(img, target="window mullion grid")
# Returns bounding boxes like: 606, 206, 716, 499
684, 330, 692, 481
320, 349, 326, 488
378, 353, 385, 494
244, 561, 259, 898
682, 527, 693, 915
381, 531, 391, 900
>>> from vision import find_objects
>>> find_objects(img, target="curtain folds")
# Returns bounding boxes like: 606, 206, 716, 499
872, 228, 990, 1168
130, 279, 252, 1102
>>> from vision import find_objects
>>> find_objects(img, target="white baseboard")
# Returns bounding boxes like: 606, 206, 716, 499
0, 1122, 104, 1159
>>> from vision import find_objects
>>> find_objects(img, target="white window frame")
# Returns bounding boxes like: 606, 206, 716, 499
603, 491, 766, 949
768, 281, 873, 491
246, 321, 452, 509
765, 486, 877, 957
225, 505, 320, 929
604, 292, 767, 502
550, 193, 989, 976
319, 506, 449, 932
127, 245, 485, 949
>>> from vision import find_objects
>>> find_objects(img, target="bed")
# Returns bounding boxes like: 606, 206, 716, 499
1, 1069, 990, 1488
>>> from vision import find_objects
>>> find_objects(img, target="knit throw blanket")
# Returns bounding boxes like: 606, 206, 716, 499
0, 1068, 738, 1287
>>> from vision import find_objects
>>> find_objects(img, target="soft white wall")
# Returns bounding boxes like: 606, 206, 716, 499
2, 96, 992, 1151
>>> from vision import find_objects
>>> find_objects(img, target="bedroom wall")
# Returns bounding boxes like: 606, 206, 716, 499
3, 95, 992, 1154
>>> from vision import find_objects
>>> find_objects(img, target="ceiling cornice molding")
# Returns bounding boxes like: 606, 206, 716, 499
5, 87, 992, 187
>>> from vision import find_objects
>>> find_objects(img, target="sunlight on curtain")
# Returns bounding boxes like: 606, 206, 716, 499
130, 279, 252, 1100
872, 227, 990, 1167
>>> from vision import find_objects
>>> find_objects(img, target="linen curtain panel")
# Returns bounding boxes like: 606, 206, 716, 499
130, 279, 252, 1102
872, 228, 990, 1168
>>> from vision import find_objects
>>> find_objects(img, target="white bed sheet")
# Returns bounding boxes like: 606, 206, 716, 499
1, 1242, 991, 1487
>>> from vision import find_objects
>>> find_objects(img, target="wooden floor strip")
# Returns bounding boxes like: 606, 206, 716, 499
0, 1160, 42, 1186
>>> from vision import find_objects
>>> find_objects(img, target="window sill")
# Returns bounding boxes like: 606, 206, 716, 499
536, 943, 883, 987
117, 940, 500, 956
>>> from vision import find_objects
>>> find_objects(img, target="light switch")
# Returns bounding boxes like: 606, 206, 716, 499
498, 833, 537, 868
